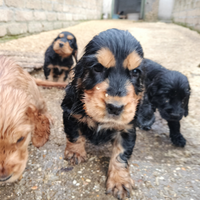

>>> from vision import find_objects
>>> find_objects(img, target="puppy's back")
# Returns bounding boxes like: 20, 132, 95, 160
0, 56, 47, 113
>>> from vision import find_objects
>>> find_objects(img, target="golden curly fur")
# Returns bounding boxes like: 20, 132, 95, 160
0, 56, 51, 183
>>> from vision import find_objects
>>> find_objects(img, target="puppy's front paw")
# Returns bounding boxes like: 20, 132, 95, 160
171, 133, 186, 147
64, 136, 87, 165
64, 149, 87, 165
106, 169, 134, 200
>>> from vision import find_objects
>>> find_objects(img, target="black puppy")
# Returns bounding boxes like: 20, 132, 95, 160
43, 31, 78, 83
61, 29, 145, 199
136, 58, 191, 147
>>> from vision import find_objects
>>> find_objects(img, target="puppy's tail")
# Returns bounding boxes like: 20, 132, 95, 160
33, 78, 67, 88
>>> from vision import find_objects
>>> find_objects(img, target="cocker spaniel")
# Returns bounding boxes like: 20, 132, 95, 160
136, 58, 191, 147
0, 56, 52, 183
44, 31, 78, 83
61, 29, 145, 199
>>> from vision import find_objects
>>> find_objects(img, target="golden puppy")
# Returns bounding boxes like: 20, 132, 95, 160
0, 56, 51, 183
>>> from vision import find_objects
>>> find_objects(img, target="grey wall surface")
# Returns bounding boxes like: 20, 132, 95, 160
158, 0, 174, 22
144, 0, 159, 21
0, 0, 103, 37
172, 0, 200, 32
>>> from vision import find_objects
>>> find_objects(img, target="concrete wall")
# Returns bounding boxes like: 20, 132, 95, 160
172, 0, 200, 32
0, 0, 103, 37
144, 0, 160, 21
102, 0, 112, 18
158, 0, 174, 22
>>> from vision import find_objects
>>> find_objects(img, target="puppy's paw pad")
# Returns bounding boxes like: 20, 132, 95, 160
106, 173, 134, 199
64, 150, 87, 165
171, 134, 186, 147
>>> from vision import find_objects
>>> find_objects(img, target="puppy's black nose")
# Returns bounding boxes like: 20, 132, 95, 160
143, 126, 151, 131
170, 113, 180, 119
107, 103, 123, 115
0, 175, 12, 182
59, 43, 64, 48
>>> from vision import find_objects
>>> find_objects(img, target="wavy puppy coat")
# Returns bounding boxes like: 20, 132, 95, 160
0, 56, 51, 183
136, 58, 191, 147
44, 31, 78, 83
61, 29, 145, 199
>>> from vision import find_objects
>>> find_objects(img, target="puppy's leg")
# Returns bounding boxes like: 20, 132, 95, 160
65, 135, 87, 165
64, 69, 70, 83
48, 69, 54, 81
168, 121, 186, 147
106, 130, 136, 199
57, 70, 66, 82
63, 113, 87, 165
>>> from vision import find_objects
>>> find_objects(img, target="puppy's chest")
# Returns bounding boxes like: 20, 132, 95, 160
73, 114, 133, 144
52, 55, 73, 67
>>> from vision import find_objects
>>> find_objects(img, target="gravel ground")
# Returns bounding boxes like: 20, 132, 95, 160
0, 20, 200, 200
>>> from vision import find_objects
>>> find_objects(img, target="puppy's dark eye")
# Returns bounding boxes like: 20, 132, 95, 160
93, 64, 104, 73
130, 69, 140, 77
17, 137, 24, 143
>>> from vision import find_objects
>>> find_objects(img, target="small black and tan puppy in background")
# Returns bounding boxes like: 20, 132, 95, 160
136, 58, 191, 147
62, 29, 145, 199
43, 31, 78, 83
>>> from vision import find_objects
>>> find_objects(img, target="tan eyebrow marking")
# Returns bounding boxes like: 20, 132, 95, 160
67, 35, 73, 40
96, 48, 116, 68
123, 51, 142, 70
59, 33, 64, 38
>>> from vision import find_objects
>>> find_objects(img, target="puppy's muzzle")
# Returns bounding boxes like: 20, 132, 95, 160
106, 103, 124, 116
0, 174, 12, 182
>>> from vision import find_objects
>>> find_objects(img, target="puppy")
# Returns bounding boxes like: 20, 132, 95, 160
0, 56, 51, 183
136, 58, 191, 147
61, 29, 145, 199
44, 31, 78, 83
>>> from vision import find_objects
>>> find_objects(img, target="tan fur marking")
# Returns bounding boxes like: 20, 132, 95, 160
73, 114, 97, 129
58, 66, 70, 71
48, 69, 54, 81
59, 33, 64, 38
47, 64, 54, 69
64, 136, 87, 165
67, 35, 73, 40
53, 39, 73, 58
106, 134, 134, 198
123, 51, 142, 70
57, 71, 66, 82
96, 48, 116, 68
83, 80, 141, 126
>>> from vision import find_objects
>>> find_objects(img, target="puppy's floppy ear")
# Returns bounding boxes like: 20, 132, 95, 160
26, 105, 50, 148
147, 81, 158, 100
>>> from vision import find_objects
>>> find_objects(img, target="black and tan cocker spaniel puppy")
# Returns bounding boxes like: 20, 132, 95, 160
136, 58, 191, 147
44, 31, 78, 83
61, 29, 146, 199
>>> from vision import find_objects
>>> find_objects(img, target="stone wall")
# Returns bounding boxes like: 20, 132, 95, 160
144, 0, 159, 21
172, 0, 200, 32
0, 0, 103, 37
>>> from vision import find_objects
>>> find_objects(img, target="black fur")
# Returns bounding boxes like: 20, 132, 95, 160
43, 31, 78, 81
61, 29, 145, 199
136, 58, 191, 147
